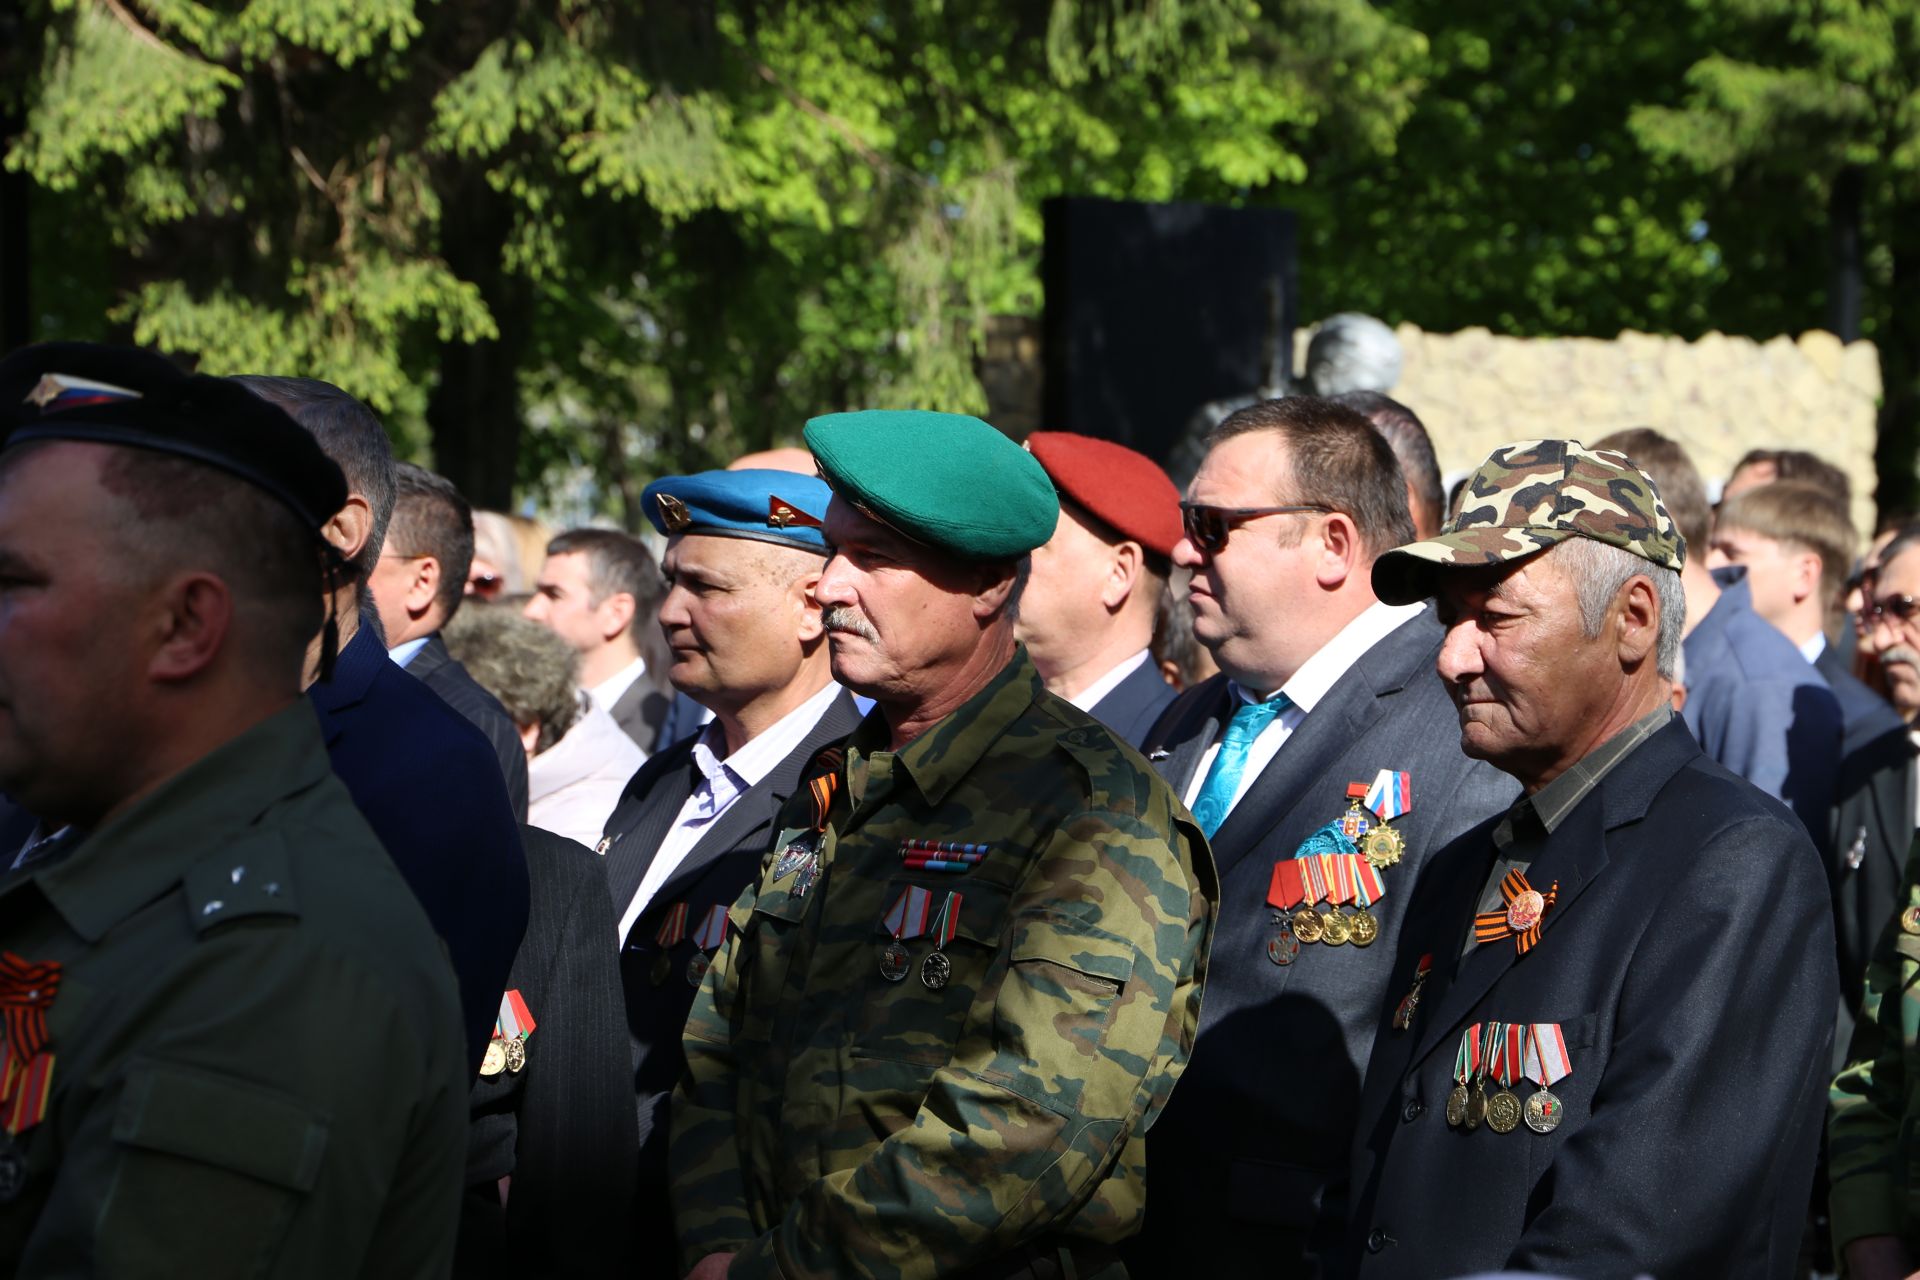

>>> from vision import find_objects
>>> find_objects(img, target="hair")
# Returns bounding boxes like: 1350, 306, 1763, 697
1305, 314, 1403, 396
60, 445, 326, 676
230, 376, 395, 582
1204, 395, 1417, 556
387, 463, 474, 623
1732, 449, 1851, 508
545, 528, 666, 615
1714, 481, 1857, 614
1590, 428, 1710, 559
1553, 537, 1685, 680
1060, 495, 1173, 585
442, 604, 583, 753
1331, 390, 1443, 536
1875, 520, 1920, 579
1152, 578, 1199, 686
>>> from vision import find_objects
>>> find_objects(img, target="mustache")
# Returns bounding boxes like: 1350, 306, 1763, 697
822, 606, 880, 644
1881, 643, 1920, 670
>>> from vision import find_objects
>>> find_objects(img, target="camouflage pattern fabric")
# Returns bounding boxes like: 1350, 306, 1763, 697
1372, 438, 1684, 605
1830, 834, 1920, 1254
670, 648, 1217, 1279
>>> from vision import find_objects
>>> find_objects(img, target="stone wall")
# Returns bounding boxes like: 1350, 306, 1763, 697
1331, 325, 1884, 539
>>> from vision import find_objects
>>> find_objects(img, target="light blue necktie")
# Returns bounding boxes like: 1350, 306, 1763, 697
1190, 694, 1291, 838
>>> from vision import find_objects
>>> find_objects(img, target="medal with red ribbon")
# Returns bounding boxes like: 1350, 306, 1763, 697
1446, 1023, 1483, 1128
1473, 869, 1557, 954
920, 892, 962, 991
878, 885, 935, 982
1484, 1022, 1525, 1132
1268, 853, 1386, 948
685, 905, 730, 988
1392, 953, 1432, 1030
649, 901, 690, 987
1521, 1022, 1571, 1133
0, 952, 58, 1135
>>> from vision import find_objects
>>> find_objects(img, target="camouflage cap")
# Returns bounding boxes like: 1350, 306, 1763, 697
1371, 438, 1686, 604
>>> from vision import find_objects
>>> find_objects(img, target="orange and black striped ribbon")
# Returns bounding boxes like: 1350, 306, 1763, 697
1472, 870, 1557, 954
806, 748, 845, 832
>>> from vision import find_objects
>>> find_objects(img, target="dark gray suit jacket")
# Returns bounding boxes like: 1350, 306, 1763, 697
1128, 608, 1516, 1277
1085, 656, 1177, 750
409, 632, 530, 822
607, 673, 674, 755
601, 689, 863, 1232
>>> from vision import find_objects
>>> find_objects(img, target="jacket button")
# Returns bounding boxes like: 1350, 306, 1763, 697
1401, 1099, 1423, 1123
1367, 1228, 1394, 1253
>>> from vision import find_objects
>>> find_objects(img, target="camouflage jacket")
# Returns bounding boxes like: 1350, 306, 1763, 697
670, 649, 1217, 1279
1831, 834, 1920, 1253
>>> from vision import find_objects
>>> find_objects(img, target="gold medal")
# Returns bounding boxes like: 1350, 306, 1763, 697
1464, 1080, 1487, 1130
1903, 905, 1920, 936
1524, 1088, 1563, 1133
480, 1039, 507, 1077
879, 940, 911, 982
1321, 910, 1351, 946
686, 952, 711, 988
1361, 824, 1405, 869
504, 1037, 527, 1074
1445, 1084, 1469, 1127
649, 953, 672, 987
1291, 907, 1325, 944
1349, 909, 1379, 947
1487, 1088, 1521, 1133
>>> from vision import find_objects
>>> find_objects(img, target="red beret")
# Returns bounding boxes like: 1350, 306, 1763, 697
1025, 431, 1183, 560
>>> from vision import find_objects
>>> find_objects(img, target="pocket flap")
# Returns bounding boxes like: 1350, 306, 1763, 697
1010, 915, 1137, 985
114, 1061, 328, 1192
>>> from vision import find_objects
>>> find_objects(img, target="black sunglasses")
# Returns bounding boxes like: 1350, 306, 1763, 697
1180, 501, 1335, 554
1865, 592, 1920, 624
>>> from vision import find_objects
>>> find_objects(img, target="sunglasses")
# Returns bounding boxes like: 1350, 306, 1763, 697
467, 573, 505, 600
1865, 592, 1920, 624
1180, 501, 1335, 555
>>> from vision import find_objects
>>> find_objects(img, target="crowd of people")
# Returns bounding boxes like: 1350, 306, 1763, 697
2, 337, 1919, 1280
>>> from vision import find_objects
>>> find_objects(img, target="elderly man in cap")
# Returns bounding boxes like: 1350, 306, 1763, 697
671, 410, 1215, 1280
0, 344, 467, 1273
598, 468, 861, 1250
1017, 431, 1179, 747
1342, 441, 1836, 1280
1130, 396, 1514, 1277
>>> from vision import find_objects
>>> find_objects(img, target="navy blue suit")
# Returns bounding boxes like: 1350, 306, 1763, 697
1085, 657, 1176, 750
1128, 609, 1516, 1276
310, 624, 530, 1071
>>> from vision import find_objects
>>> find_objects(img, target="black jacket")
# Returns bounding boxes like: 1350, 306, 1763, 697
409, 632, 531, 822
1128, 609, 1516, 1276
1084, 656, 1176, 751
1342, 719, 1837, 1279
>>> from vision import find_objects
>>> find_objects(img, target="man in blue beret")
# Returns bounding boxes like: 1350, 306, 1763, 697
671, 411, 1217, 1279
0, 343, 468, 1274
601, 468, 863, 1254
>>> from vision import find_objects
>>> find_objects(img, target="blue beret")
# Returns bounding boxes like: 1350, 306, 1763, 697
641, 468, 832, 554
802, 409, 1057, 560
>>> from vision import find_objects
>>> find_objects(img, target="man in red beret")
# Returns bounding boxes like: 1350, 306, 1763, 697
1018, 431, 1182, 747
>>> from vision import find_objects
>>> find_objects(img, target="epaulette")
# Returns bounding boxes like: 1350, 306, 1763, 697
182, 830, 301, 935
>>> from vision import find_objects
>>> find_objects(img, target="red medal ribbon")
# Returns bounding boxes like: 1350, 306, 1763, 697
1266, 860, 1307, 910
1472, 870, 1557, 954
0, 952, 60, 1135
654, 902, 689, 949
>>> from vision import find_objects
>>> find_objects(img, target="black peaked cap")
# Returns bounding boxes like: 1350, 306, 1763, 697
0, 341, 347, 530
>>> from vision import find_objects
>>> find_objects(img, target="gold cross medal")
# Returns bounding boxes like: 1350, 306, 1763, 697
1359, 769, 1411, 869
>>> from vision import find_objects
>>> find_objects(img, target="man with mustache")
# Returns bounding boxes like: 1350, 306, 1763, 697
1129, 395, 1514, 1276
1344, 440, 1835, 1279
596, 468, 860, 1255
670, 409, 1214, 1280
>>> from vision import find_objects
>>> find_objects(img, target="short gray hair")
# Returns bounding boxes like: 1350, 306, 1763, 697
1553, 537, 1684, 680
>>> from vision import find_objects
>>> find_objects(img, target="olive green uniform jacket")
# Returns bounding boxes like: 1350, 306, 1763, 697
0, 702, 469, 1277
1831, 833, 1920, 1258
671, 649, 1217, 1278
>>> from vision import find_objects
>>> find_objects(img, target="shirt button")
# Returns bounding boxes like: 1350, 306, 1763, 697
1367, 1227, 1395, 1254
1401, 1099, 1423, 1123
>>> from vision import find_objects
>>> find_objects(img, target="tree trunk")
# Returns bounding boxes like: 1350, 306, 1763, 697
1828, 165, 1864, 342
1873, 200, 1920, 522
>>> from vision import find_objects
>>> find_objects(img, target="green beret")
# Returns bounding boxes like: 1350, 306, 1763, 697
803, 410, 1058, 560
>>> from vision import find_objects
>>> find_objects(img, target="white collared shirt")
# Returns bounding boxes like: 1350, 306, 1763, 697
529, 703, 646, 849
616, 680, 845, 942
587, 657, 647, 714
1182, 600, 1427, 818
1067, 648, 1154, 714
1799, 633, 1827, 664
387, 636, 431, 669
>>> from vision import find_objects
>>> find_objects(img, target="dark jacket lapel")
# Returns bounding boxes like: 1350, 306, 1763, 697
305, 625, 388, 747
1146, 676, 1232, 796
603, 743, 700, 920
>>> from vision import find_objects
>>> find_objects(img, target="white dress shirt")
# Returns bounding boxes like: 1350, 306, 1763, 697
1067, 648, 1154, 713
529, 703, 646, 849
587, 656, 647, 713
1182, 600, 1427, 818
387, 636, 431, 668
1799, 633, 1827, 664
616, 680, 845, 942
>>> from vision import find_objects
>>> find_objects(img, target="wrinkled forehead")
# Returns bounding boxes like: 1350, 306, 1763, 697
1434, 548, 1558, 608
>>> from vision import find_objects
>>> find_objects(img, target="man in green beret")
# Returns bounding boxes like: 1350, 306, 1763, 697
670, 409, 1218, 1279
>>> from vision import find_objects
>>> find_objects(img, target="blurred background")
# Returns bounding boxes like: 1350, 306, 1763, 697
2, 0, 1910, 530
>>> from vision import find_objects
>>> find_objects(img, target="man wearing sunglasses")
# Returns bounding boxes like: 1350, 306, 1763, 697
1129, 396, 1515, 1277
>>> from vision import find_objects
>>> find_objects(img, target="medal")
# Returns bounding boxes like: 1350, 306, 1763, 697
652, 902, 689, 987
1349, 909, 1379, 947
1447, 1025, 1481, 1127
1292, 906, 1325, 944
1349, 860, 1383, 948
688, 904, 727, 989
1339, 782, 1373, 841
1322, 910, 1351, 946
1486, 1022, 1523, 1133
1392, 953, 1432, 1031
920, 892, 962, 990
1522, 1022, 1573, 1134
686, 952, 711, 987
1903, 905, 1920, 936
879, 939, 911, 982
480, 1040, 507, 1076
776, 758, 843, 899
1474, 869, 1557, 954
491, 989, 536, 1076
504, 1037, 528, 1073
1267, 915, 1300, 967
1463, 1023, 1493, 1130
1360, 826, 1405, 869
1361, 769, 1411, 867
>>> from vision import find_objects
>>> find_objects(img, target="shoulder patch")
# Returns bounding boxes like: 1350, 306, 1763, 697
183, 831, 300, 935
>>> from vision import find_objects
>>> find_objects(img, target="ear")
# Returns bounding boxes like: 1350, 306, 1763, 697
517, 720, 541, 759
408, 557, 442, 615
1103, 541, 1144, 612
792, 569, 826, 642
1792, 551, 1821, 607
321, 494, 373, 565
1158, 656, 1185, 691
598, 590, 637, 642
1616, 575, 1659, 668
1313, 513, 1361, 590
971, 563, 1019, 622
148, 573, 233, 683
